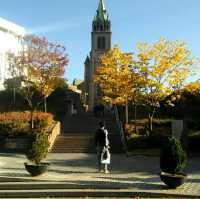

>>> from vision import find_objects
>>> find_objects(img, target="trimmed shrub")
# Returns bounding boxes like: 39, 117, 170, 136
127, 133, 168, 150
0, 112, 54, 136
160, 137, 187, 174
26, 128, 50, 164
188, 130, 200, 152
152, 119, 171, 127
127, 135, 147, 150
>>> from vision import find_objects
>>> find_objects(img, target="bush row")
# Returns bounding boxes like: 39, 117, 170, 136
0, 112, 54, 136
127, 129, 200, 152
187, 130, 200, 152
127, 134, 168, 150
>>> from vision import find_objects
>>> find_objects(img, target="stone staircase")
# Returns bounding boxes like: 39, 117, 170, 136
0, 181, 195, 198
51, 134, 94, 153
51, 112, 124, 153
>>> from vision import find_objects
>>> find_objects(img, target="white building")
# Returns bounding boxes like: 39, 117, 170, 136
0, 17, 26, 90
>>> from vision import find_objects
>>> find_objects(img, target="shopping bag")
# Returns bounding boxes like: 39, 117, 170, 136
101, 147, 110, 164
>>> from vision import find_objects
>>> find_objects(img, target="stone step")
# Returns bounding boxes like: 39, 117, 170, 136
57, 134, 120, 138
0, 188, 196, 198
63, 119, 115, 125
51, 149, 123, 153
51, 147, 123, 153
56, 112, 124, 153
53, 138, 122, 146
51, 132, 124, 153
51, 149, 95, 153
0, 182, 123, 190
63, 125, 118, 132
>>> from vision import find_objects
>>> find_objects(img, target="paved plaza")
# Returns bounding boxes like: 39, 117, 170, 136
0, 153, 199, 197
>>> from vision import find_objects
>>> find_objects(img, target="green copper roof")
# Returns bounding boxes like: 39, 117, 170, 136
98, 0, 106, 13
94, 0, 109, 22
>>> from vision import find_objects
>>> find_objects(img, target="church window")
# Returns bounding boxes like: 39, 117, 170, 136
97, 36, 105, 50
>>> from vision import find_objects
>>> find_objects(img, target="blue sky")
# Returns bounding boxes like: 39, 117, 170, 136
1, 0, 200, 82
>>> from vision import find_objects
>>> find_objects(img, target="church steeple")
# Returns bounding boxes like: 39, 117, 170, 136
93, 0, 110, 31
98, 0, 106, 11
84, 0, 112, 110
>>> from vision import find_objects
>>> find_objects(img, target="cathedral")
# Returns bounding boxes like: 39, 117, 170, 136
84, 0, 111, 111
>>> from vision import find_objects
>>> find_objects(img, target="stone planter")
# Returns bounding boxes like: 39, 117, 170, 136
160, 172, 187, 188
0, 136, 32, 153
5, 137, 32, 150
24, 162, 49, 177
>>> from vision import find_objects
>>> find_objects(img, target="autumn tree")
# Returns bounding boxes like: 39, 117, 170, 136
7, 35, 68, 127
184, 80, 200, 95
136, 38, 196, 133
94, 46, 137, 124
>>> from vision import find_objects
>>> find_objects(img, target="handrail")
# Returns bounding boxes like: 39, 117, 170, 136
114, 105, 127, 152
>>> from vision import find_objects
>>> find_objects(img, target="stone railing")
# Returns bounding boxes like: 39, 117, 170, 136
0, 121, 61, 153
48, 122, 61, 151
114, 105, 127, 152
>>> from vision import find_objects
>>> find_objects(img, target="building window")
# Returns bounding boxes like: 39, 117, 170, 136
97, 36, 105, 50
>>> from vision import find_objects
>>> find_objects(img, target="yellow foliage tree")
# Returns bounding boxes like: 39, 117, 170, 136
184, 80, 200, 95
136, 38, 197, 132
94, 46, 136, 123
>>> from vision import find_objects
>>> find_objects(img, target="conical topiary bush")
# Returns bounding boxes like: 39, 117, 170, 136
160, 136, 188, 188
160, 136, 187, 174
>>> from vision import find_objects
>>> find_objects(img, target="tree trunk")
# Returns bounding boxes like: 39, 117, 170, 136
31, 110, 34, 129
44, 97, 47, 113
13, 87, 16, 107
134, 102, 137, 133
148, 107, 156, 135
125, 100, 129, 124
148, 114, 153, 134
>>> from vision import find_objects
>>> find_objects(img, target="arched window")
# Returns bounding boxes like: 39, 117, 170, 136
97, 36, 105, 50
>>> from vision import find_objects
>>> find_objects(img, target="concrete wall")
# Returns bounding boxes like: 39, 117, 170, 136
0, 17, 25, 90
0, 122, 61, 153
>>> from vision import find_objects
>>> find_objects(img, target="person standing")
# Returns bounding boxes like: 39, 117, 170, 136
94, 121, 110, 173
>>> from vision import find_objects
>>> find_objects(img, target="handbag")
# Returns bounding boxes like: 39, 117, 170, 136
104, 129, 109, 147
101, 147, 110, 164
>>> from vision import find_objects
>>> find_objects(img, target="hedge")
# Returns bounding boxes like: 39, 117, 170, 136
127, 134, 168, 150
188, 130, 200, 152
0, 112, 54, 136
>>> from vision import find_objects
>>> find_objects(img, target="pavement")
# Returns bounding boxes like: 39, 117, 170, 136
0, 153, 199, 198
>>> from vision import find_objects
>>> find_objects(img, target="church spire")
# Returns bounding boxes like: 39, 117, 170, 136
93, 0, 110, 32
98, 0, 106, 16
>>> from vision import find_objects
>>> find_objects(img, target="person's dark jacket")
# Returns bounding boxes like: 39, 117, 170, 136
94, 128, 106, 146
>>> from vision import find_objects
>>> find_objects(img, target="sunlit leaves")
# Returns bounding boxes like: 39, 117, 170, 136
94, 38, 197, 128
184, 80, 200, 95
136, 37, 197, 110
94, 46, 136, 105
7, 34, 69, 110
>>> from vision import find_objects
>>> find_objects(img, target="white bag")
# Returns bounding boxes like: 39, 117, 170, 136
101, 147, 110, 164
104, 129, 109, 147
